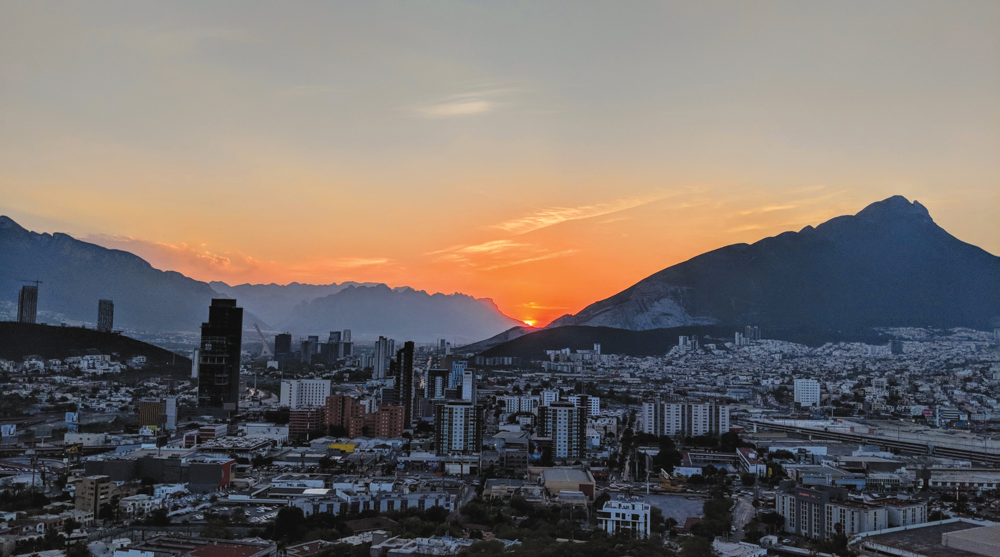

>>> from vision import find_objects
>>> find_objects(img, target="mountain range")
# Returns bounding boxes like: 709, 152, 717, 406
548, 196, 1000, 333
0, 216, 521, 341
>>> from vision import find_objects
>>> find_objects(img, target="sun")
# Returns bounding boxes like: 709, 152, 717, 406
523, 320, 535, 327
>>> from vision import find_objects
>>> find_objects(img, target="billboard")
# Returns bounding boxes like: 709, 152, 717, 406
1, 424, 16, 438
66, 412, 79, 433
139, 426, 158, 437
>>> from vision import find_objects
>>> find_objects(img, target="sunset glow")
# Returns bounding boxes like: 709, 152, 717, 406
0, 3, 997, 327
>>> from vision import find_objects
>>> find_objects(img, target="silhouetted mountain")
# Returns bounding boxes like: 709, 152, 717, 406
210, 281, 378, 327
454, 325, 535, 354
550, 196, 1000, 331
479, 325, 892, 360
281, 284, 522, 344
0, 216, 264, 332
0, 321, 192, 368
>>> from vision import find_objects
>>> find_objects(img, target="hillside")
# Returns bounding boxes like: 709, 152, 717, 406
0, 321, 191, 367
550, 196, 1000, 331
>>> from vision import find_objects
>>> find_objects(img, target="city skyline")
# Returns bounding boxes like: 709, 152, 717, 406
2, 2, 997, 326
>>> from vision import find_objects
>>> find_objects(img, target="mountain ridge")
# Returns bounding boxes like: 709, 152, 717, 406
549, 196, 1000, 331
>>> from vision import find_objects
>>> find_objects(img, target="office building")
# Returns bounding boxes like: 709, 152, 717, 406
300, 335, 320, 364
280, 379, 331, 409
394, 341, 415, 428
374, 336, 394, 380
745, 326, 761, 341
641, 400, 730, 438
196, 299, 243, 414
434, 401, 483, 455
274, 333, 293, 359
598, 500, 651, 538
17, 284, 38, 324
538, 401, 586, 459
503, 396, 537, 414
97, 299, 114, 332
76, 475, 117, 518
449, 360, 467, 389
541, 390, 560, 406
138, 399, 166, 428
794, 379, 821, 407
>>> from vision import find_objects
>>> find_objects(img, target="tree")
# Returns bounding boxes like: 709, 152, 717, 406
66, 542, 90, 557
741, 473, 757, 487
63, 518, 80, 534
680, 536, 714, 557
719, 431, 747, 453
144, 508, 171, 526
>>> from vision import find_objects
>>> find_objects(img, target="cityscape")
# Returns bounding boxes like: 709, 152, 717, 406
1, 4, 998, 557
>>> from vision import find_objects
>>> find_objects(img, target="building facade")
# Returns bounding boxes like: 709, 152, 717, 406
598, 500, 651, 538
641, 400, 730, 438
97, 299, 114, 332
280, 379, 332, 409
196, 299, 243, 414
794, 379, 821, 407
538, 401, 586, 459
17, 285, 38, 324
434, 401, 483, 455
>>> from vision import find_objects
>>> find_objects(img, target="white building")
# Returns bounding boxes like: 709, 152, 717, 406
461, 370, 477, 402
280, 379, 331, 409
245, 423, 290, 445
567, 395, 600, 416
541, 390, 560, 406
641, 400, 730, 437
539, 402, 585, 459
435, 401, 482, 456
794, 379, 821, 407
503, 396, 537, 414
597, 500, 651, 538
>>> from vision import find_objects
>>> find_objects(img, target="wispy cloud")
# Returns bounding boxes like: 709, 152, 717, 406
483, 249, 578, 270
519, 301, 569, 310
495, 193, 668, 235
410, 88, 519, 119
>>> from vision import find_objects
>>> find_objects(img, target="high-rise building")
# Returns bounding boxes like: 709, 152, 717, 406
17, 285, 38, 324
288, 408, 326, 442
449, 360, 467, 389
568, 395, 600, 416
461, 369, 477, 402
394, 341, 415, 428
374, 336, 394, 380
426, 369, 448, 399
745, 326, 761, 342
541, 390, 560, 406
196, 299, 243, 414
280, 379, 331, 409
502, 396, 537, 414
164, 397, 177, 431
794, 379, 821, 407
889, 340, 904, 355
641, 400, 730, 438
538, 401, 586, 459
97, 299, 114, 332
434, 401, 483, 455
274, 333, 292, 359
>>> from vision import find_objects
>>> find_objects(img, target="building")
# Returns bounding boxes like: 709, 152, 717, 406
394, 341, 415, 428
568, 395, 600, 416
855, 519, 996, 557
794, 379, 821, 407
138, 399, 166, 429
448, 360, 466, 389
775, 483, 888, 539
325, 395, 366, 433
75, 475, 116, 518
641, 400, 730, 438
275, 333, 293, 360
426, 369, 448, 399
434, 401, 483, 455
883, 499, 928, 528
461, 369, 476, 402
538, 401, 586, 459
97, 299, 114, 332
196, 299, 243, 415
118, 535, 275, 557
17, 284, 38, 324
598, 499, 651, 538
280, 379, 332, 409
289, 408, 326, 442
541, 390, 560, 406
374, 336, 394, 380
503, 396, 537, 414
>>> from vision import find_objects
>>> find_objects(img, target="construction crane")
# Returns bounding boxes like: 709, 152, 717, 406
253, 323, 273, 358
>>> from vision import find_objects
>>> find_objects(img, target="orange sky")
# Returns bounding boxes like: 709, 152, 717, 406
1, 2, 998, 326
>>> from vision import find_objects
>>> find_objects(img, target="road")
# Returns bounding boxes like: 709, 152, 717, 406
731, 495, 755, 542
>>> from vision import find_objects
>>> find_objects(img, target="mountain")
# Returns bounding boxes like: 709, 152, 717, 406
281, 284, 523, 344
0, 216, 265, 332
0, 321, 191, 369
210, 281, 378, 327
479, 325, 891, 360
454, 325, 535, 354
549, 196, 1000, 331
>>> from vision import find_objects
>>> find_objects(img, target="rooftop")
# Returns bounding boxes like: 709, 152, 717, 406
860, 520, 989, 557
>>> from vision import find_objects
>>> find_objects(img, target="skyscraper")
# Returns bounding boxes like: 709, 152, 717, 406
17, 285, 37, 324
394, 341, 415, 428
196, 299, 243, 415
434, 401, 483, 455
374, 336, 394, 380
97, 299, 114, 332
461, 369, 477, 402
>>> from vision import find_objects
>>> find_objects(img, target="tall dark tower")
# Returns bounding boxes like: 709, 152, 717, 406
17, 285, 38, 324
394, 341, 415, 428
97, 300, 114, 332
197, 299, 243, 416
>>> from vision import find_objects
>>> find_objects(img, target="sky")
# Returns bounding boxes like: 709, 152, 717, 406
1, 1, 998, 326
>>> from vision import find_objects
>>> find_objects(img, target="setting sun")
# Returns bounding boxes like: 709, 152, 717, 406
523, 320, 535, 327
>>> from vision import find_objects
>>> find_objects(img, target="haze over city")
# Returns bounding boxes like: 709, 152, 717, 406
2, 2, 998, 326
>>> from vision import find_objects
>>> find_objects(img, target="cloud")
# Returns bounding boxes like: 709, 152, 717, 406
495, 193, 668, 235
410, 88, 520, 119
429, 239, 575, 270
482, 249, 578, 270
519, 301, 569, 310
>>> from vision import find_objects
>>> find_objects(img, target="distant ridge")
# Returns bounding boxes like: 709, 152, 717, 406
549, 196, 1000, 331
454, 325, 535, 354
0, 321, 191, 367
